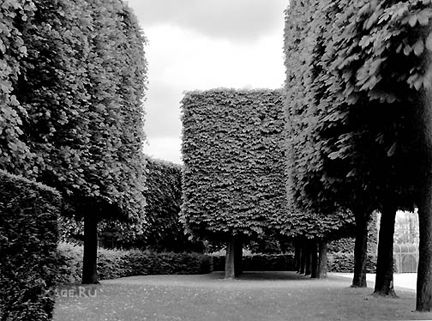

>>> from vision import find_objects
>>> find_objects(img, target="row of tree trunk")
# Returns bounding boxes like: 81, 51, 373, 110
223, 203, 427, 309
294, 240, 327, 279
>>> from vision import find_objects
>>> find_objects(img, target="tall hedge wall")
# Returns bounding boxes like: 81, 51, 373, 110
181, 89, 286, 241
0, 170, 61, 321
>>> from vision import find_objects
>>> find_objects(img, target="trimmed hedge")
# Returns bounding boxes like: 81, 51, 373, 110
328, 252, 377, 274
212, 253, 378, 273
56, 243, 212, 284
181, 89, 286, 241
0, 170, 61, 321
328, 214, 379, 254
56, 243, 381, 279
212, 254, 296, 271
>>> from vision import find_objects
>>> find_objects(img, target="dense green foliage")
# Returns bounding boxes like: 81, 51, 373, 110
181, 89, 286, 242
0, 1, 35, 175
283, 0, 356, 241
56, 243, 212, 284
0, 170, 61, 321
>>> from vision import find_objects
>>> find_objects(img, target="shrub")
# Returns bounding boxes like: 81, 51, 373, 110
0, 170, 61, 321
56, 243, 212, 284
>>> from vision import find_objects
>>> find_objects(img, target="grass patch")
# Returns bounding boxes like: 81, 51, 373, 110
53, 272, 432, 321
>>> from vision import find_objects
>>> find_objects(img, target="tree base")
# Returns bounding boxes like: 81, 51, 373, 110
372, 290, 398, 298
350, 283, 367, 288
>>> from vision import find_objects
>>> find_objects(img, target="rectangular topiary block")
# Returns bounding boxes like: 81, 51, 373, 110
180, 89, 286, 241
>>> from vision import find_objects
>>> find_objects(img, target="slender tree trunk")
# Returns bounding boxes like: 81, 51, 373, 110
234, 238, 243, 277
374, 201, 397, 296
318, 241, 328, 279
295, 241, 301, 272
352, 211, 368, 288
225, 236, 236, 279
300, 242, 306, 274
82, 211, 99, 284
416, 41, 432, 312
311, 241, 318, 278
305, 242, 312, 276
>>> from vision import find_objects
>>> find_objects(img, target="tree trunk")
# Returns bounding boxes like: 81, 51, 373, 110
374, 201, 397, 296
417, 187, 432, 311
295, 241, 301, 272
318, 241, 328, 279
300, 242, 306, 274
305, 242, 312, 276
234, 238, 243, 277
225, 237, 236, 279
311, 242, 318, 278
82, 211, 99, 284
416, 42, 432, 312
352, 211, 368, 288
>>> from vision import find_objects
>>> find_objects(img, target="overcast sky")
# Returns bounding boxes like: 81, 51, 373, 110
126, 0, 289, 164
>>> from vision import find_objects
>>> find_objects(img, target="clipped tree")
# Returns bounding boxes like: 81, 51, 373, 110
323, 0, 431, 305
1, 0, 147, 284
181, 89, 286, 278
284, 0, 364, 282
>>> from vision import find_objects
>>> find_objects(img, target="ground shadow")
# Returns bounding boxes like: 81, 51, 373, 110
211, 270, 315, 281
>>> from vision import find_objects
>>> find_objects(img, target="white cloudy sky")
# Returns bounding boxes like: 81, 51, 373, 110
126, 0, 289, 164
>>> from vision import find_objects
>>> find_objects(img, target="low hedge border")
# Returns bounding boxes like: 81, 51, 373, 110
213, 253, 380, 273
57, 243, 212, 284
327, 252, 377, 273
0, 170, 61, 321
57, 244, 384, 285
212, 254, 296, 271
